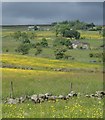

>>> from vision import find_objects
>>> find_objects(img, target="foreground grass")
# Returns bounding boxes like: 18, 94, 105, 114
2, 68, 103, 98
2, 67, 104, 118
2, 97, 104, 118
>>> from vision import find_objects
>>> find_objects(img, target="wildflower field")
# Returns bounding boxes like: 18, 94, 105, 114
1, 26, 104, 118
3, 97, 104, 118
2, 54, 102, 71
2, 67, 104, 118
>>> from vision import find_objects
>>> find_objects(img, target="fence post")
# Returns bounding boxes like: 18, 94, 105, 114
70, 82, 72, 92
10, 81, 13, 98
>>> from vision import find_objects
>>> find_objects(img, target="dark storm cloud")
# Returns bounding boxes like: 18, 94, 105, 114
2, 2, 103, 25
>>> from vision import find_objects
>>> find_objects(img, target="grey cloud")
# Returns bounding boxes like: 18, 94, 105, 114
2, 2, 103, 25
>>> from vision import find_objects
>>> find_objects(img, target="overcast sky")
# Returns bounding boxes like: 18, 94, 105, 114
2, 2, 103, 25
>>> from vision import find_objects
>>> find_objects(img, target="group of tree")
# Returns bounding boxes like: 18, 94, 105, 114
13, 30, 49, 55
54, 47, 67, 59
34, 38, 48, 55
63, 29, 80, 39
34, 25, 39, 31
35, 46, 43, 55
33, 38, 48, 48
53, 20, 96, 31
53, 37, 72, 48
103, 28, 105, 37
13, 31, 31, 55
40, 38, 48, 47
54, 47, 74, 60
54, 23, 81, 39
17, 43, 31, 55
13, 31, 35, 41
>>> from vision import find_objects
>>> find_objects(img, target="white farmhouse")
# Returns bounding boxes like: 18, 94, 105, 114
28, 26, 35, 31
71, 40, 90, 49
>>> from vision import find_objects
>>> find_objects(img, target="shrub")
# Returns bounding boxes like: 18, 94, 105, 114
53, 37, 72, 48
14, 49, 17, 52
17, 43, 30, 55
13, 31, 21, 40
40, 38, 48, 47
64, 30, 80, 39
89, 53, 103, 58
6, 49, 9, 52
35, 46, 42, 55
22, 38, 30, 44
35, 42, 41, 48
89, 53, 93, 57
64, 39, 72, 48
54, 48, 67, 59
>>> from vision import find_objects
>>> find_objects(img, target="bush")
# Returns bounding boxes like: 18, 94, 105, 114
15, 49, 18, 52
40, 38, 48, 47
89, 53, 103, 58
35, 46, 42, 55
63, 30, 80, 39
103, 28, 105, 37
17, 43, 30, 55
36, 42, 41, 47
29, 32, 35, 39
89, 53, 93, 57
6, 49, 9, 52
64, 39, 72, 48
22, 38, 30, 44
30, 43, 36, 48
13, 31, 21, 40
80, 37, 86, 39
54, 48, 67, 59
53, 37, 72, 48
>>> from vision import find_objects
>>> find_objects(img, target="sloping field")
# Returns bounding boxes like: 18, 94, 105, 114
2, 54, 102, 71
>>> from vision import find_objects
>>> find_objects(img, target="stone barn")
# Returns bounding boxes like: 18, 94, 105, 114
71, 40, 90, 49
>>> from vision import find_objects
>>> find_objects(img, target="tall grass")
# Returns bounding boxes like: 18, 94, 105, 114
2, 68, 103, 98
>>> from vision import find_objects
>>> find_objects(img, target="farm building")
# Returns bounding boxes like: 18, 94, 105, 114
28, 25, 50, 31
28, 25, 38, 31
71, 40, 90, 49
38, 26, 50, 31
28, 26, 35, 31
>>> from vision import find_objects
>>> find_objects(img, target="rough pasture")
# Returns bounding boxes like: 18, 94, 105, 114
2, 67, 103, 118
2, 26, 104, 118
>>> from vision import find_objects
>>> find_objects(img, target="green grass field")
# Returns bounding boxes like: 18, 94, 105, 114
2, 68, 104, 118
2, 26, 104, 118
2, 68, 103, 98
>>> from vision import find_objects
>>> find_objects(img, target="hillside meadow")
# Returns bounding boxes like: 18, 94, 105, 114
2, 54, 102, 71
1, 26, 104, 118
